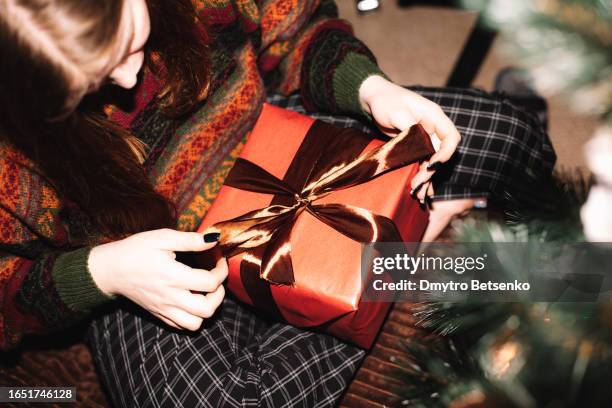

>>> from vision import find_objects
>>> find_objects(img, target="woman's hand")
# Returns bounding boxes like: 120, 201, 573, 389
89, 228, 227, 331
358, 75, 461, 203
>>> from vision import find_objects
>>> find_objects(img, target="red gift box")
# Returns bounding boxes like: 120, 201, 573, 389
198, 104, 434, 348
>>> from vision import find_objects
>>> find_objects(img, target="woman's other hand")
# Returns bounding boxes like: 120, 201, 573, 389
89, 229, 227, 331
358, 75, 461, 203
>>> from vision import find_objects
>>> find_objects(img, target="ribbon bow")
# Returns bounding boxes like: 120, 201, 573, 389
205, 123, 434, 285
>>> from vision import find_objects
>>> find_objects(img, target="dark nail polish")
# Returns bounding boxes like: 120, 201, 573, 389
410, 181, 425, 198
425, 195, 433, 210
427, 161, 442, 171
203, 232, 220, 243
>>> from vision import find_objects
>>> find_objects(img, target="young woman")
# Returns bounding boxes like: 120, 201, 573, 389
0, 0, 554, 406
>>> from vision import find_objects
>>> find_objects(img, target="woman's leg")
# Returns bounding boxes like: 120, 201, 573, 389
89, 296, 365, 408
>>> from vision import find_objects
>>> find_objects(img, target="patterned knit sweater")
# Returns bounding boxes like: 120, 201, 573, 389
0, 0, 385, 349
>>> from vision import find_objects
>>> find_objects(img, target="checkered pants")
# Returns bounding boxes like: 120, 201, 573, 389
268, 87, 556, 201
89, 297, 364, 408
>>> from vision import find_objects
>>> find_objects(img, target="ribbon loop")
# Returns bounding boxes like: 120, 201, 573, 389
209, 123, 435, 285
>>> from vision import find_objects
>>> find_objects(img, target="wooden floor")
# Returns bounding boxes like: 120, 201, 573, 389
340, 302, 430, 408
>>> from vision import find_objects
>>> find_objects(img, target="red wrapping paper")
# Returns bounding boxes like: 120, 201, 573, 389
197, 104, 432, 348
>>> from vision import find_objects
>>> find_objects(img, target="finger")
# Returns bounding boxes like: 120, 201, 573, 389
204, 284, 225, 314
174, 287, 225, 323
153, 312, 181, 329
149, 228, 219, 252
213, 257, 229, 281
417, 181, 429, 203
174, 290, 219, 319
166, 307, 204, 331
428, 112, 461, 164
170, 261, 227, 292
427, 182, 435, 198
410, 162, 434, 192
410, 174, 428, 196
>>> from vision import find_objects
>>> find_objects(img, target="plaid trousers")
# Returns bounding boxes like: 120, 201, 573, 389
89, 297, 364, 408
89, 89, 556, 407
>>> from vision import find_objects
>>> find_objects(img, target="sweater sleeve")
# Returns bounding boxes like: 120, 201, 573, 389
255, 0, 387, 116
0, 160, 112, 350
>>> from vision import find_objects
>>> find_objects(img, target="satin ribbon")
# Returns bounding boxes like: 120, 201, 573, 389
204, 122, 435, 285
